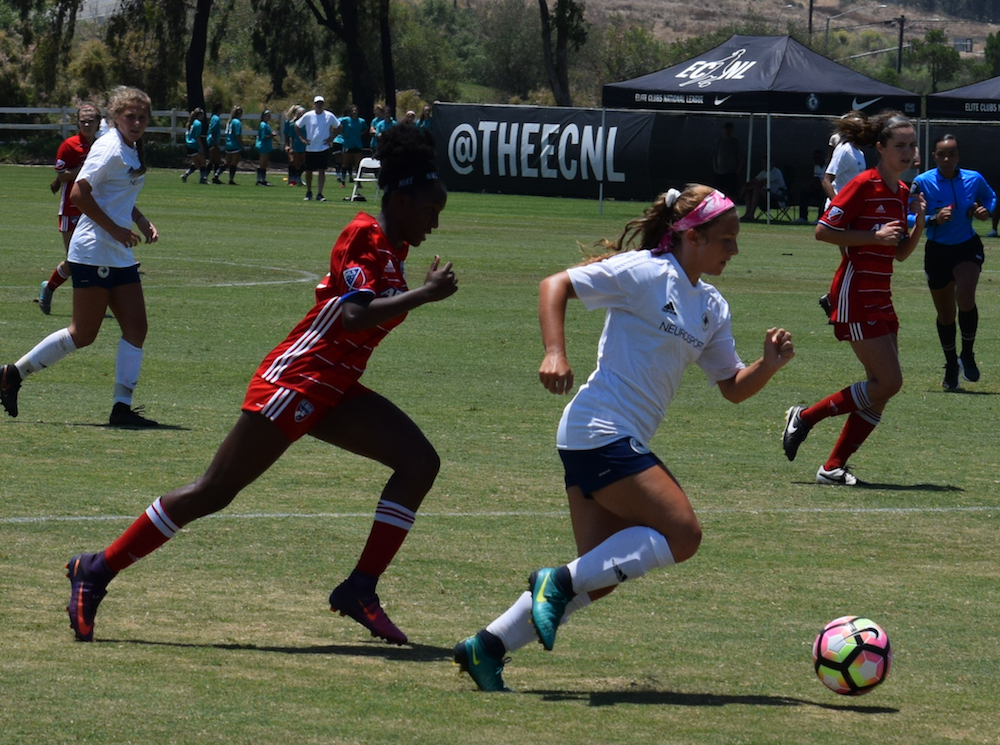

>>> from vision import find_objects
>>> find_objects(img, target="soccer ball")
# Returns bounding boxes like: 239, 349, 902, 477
812, 616, 892, 695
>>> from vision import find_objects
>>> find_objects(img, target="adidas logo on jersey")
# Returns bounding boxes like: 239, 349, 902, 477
385, 259, 396, 273
875, 204, 886, 214
661, 301, 677, 315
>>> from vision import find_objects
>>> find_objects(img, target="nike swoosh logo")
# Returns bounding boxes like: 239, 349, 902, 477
787, 421, 799, 434
852, 96, 882, 110
471, 646, 481, 666
714, 96, 732, 106
535, 573, 550, 603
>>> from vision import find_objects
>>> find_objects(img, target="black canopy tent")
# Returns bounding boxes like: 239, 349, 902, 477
602, 35, 920, 219
927, 76, 1000, 120
922, 77, 1000, 193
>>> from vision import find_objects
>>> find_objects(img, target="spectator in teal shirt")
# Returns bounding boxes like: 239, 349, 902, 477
255, 109, 277, 186
339, 104, 367, 188
224, 105, 243, 185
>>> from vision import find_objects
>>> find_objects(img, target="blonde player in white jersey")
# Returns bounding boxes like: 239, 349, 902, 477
454, 184, 796, 691
1, 86, 159, 427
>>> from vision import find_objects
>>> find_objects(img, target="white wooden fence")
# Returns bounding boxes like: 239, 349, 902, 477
0, 107, 281, 142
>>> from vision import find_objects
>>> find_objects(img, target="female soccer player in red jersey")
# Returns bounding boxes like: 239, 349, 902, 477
63, 124, 457, 645
782, 111, 926, 485
40, 102, 101, 315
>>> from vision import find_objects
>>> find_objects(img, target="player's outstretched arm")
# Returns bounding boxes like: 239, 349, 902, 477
717, 327, 794, 403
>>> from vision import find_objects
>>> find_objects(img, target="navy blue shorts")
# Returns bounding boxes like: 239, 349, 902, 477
68, 262, 141, 290
559, 437, 665, 498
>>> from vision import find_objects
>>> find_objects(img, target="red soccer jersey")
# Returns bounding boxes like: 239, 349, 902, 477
55, 134, 92, 218
818, 168, 909, 324
250, 212, 410, 406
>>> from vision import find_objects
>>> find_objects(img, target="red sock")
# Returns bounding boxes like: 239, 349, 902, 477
802, 382, 870, 426
825, 412, 879, 470
354, 501, 416, 578
47, 267, 68, 290
103, 498, 181, 572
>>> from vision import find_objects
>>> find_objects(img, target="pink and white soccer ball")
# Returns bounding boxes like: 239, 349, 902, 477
812, 615, 892, 695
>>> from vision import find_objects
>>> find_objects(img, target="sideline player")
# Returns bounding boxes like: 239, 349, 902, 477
40, 103, 101, 315
783, 111, 926, 485
454, 185, 795, 691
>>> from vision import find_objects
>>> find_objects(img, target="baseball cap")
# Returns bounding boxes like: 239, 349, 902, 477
314, 95, 324, 103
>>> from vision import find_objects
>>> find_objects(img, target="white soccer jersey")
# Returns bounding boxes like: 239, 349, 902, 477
826, 141, 866, 196
68, 129, 144, 268
297, 110, 341, 152
557, 251, 745, 451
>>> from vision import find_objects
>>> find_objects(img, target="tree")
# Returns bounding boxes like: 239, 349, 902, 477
392, 1, 462, 102
30, 0, 83, 100
911, 29, 962, 93
106, 0, 188, 105
303, 0, 379, 115
249, 0, 328, 99
985, 31, 1000, 76
473, 0, 545, 99
597, 14, 668, 85
537, 0, 587, 106
377, 0, 396, 113
186, 0, 214, 112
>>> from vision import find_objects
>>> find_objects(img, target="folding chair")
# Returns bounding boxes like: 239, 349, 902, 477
348, 157, 381, 202
766, 166, 795, 222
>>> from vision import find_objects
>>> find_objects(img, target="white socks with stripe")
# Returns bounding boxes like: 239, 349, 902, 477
16, 328, 77, 377
567, 526, 675, 595
114, 339, 144, 406
487, 590, 592, 653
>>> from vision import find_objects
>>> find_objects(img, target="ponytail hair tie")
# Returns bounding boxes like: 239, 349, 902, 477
664, 188, 681, 208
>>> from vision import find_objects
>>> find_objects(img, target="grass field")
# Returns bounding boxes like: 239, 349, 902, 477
1, 164, 998, 745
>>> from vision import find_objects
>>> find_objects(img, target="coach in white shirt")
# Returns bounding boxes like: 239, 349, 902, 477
295, 95, 341, 202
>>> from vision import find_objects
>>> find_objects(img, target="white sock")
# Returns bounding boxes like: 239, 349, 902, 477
113, 338, 143, 406
486, 590, 592, 653
16, 328, 76, 377
567, 526, 675, 595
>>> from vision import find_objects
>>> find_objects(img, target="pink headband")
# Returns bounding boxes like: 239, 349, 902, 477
653, 189, 735, 255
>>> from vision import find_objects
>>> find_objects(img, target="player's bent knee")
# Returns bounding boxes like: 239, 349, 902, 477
670, 526, 702, 564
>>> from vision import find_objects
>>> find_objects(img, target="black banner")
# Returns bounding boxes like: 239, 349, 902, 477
432, 103, 656, 200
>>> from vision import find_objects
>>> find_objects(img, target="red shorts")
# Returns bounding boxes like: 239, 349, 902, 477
833, 318, 899, 342
242, 376, 373, 442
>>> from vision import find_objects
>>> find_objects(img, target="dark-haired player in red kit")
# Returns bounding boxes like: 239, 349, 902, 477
40, 103, 101, 315
62, 124, 457, 646
782, 111, 926, 486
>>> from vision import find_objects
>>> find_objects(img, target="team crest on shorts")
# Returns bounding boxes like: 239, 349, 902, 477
97, 266, 110, 278
294, 399, 315, 422
343, 266, 366, 289
629, 437, 650, 455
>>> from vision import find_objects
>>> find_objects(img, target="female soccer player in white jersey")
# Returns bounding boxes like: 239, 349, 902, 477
1, 86, 159, 427
63, 124, 457, 645
454, 185, 796, 691
782, 111, 926, 486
